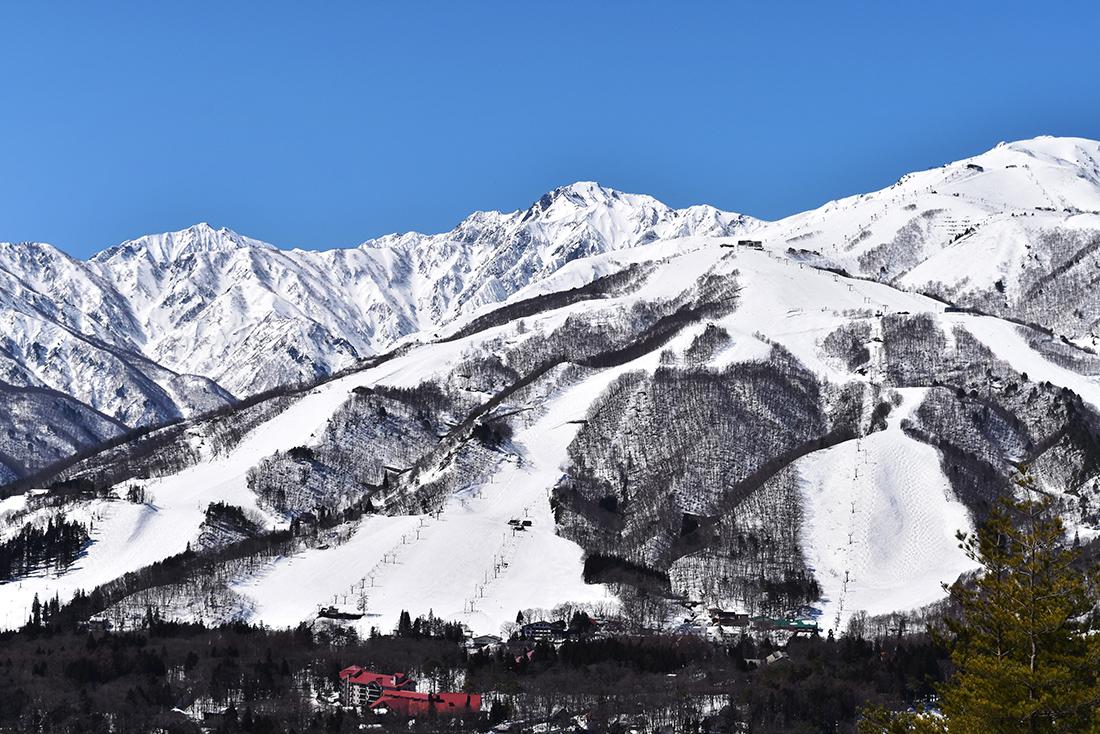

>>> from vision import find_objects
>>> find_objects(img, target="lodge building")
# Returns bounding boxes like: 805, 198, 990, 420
338, 667, 481, 716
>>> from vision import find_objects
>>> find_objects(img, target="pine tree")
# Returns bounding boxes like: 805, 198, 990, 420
861, 472, 1100, 733
935, 488, 1100, 733
397, 609, 413, 637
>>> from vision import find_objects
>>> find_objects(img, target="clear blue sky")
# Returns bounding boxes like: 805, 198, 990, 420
1, 1, 1098, 259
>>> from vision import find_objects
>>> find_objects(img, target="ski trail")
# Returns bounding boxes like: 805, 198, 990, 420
236, 359, 657, 636
0, 372, 368, 629
798, 389, 978, 635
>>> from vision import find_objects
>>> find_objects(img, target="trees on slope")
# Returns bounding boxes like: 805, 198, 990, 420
861, 472, 1100, 733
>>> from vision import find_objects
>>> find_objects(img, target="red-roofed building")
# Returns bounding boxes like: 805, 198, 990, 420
338, 667, 480, 715
373, 689, 481, 717
339, 667, 416, 708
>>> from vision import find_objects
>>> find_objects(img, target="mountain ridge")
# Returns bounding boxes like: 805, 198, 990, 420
4, 136, 1100, 639
0, 182, 759, 484
90, 222, 278, 264
0, 137, 1095, 447
3, 136, 1099, 480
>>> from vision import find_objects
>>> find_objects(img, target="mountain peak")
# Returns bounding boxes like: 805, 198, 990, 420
91, 223, 277, 264
554, 181, 613, 202
520, 181, 665, 224
965, 135, 1100, 170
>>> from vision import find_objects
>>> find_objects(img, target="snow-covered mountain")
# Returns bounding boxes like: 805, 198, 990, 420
773, 136, 1100, 348
94, 184, 754, 393
3, 137, 1100, 639
0, 186, 756, 479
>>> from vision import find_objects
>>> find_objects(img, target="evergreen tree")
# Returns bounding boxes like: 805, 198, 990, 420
861, 473, 1100, 733
936, 490, 1099, 733
397, 609, 413, 637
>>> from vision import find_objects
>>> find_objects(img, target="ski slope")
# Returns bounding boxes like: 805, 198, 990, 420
234, 356, 670, 637
8, 236, 1100, 635
797, 390, 978, 635
944, 313, 1100, 413
0, 373, 364, 629
6, 138, 1100, 634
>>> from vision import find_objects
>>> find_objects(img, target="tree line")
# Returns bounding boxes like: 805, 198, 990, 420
0, 516, 89, 581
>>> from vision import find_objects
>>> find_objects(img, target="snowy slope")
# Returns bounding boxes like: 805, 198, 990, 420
0, 194, 755, 479
4, 138, 1100, 637
11, 233, 1100, 636
0, 374, 356, 628
234, 360, 641, 635
797, 390, 977, 633
762, 136, 1100, 346
5, 138, 1100, 477
85, 188, 756, 396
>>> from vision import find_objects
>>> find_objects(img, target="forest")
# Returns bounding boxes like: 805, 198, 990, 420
0, 514, 88, 581
0, 604, 950, 734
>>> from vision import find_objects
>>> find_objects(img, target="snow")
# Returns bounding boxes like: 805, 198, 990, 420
4, 231, 1098, 635
5, 136, 1100, 636
234, 358, 667, 637
0, 341, 654, 636
710, 247, 938, 379
797, 389, 979, 635
945, 314, 1100, 413
0, 183, 756, 425
0, 373, 363, 629
3, 136, 1098, 426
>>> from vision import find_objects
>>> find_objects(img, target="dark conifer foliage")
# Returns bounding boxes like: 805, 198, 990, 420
394, 609, 466, 641
0, 608, 955, 734
940, 502, 1099, 731
204, 502, 258, 532
0, 516, 89, 581
861, 477, 1100, 733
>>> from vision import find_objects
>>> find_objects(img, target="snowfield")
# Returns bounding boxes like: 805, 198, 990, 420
0, 375, 359, 629
797, 389, 978, 634
4, 136, 1100, 636
234, 361, 647, 636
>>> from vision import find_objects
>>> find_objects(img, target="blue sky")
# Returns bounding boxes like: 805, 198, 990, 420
1, 1, 1098, 259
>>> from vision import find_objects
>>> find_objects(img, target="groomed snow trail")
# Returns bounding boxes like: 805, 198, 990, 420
947, 314, 1100, 413
797, 389, 978, 635
234, 360, 659, 638
0, 373, 367, 629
